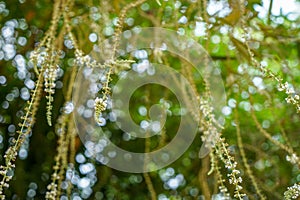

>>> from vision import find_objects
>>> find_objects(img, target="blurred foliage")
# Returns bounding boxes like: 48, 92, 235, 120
0, 0, 300, 199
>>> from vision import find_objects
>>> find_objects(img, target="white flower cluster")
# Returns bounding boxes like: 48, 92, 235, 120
199, 96, 246, 199
219, 185, 229, 195
44, 66, 58, 94
284, 183, 300, 199
75, 50, 105, 68
215, 138, 246, 200
94, 97, 107, 110
286, 154, 299, 165
277, 81, 300, 112
45, 182, 58, 200
0, 146, 18, 199
44, 64, 59, 126
199, 98, 220, 150
94, 97, 108, 123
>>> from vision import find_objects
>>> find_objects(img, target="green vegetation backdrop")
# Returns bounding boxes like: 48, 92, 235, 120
0, 0, 300, 199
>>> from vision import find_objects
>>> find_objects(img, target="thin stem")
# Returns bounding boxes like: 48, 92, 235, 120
267, 0, 273, 25
235, 108, 266, 199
